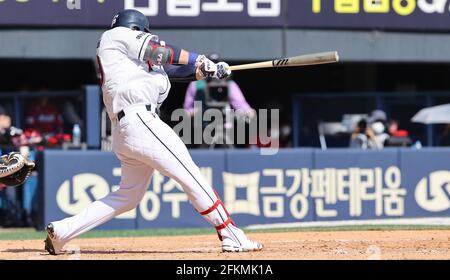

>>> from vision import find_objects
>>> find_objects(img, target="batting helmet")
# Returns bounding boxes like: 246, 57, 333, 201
111, 9, 150, 33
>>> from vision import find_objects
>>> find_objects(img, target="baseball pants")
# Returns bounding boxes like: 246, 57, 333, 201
52, 104, 233, 244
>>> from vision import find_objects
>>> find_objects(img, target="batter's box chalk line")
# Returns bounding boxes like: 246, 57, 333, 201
366, 245, 382, 260
28, 244, 82, 260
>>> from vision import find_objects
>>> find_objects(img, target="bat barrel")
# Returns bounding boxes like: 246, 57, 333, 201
279, 51, 339, 66
229, 51, 339, 71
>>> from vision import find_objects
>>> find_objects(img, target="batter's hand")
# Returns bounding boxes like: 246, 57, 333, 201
215, 62, 231, 80
196, 56, 217, 79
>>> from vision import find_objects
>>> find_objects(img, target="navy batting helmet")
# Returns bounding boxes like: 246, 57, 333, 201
111, 9, 150, 33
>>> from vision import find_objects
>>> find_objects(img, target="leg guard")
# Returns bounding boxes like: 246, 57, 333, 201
198, 190, 235, 241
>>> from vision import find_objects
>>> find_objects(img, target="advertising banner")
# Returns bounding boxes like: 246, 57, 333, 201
41, 148, 450, 229
0, 0, 284, 28
400, 149, 450, 218
289, 0, 450, 31
1, 1, 449, 30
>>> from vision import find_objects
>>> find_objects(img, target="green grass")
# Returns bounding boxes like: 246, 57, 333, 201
249, 224, 450, 233
1, 224, 450, 241
0, 228, 216, 241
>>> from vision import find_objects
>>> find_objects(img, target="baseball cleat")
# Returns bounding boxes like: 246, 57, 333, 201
44, 223, 63, 255
221, 225, 263, 252
222, 239, 263, 252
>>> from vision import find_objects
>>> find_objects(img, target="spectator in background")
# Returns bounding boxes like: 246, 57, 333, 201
184, 54, 255, 148
385, 119, 412, 147
0, 106, 11, 125
279, 123, 293, 148
367, 110, 390, 149
25, 96, 64, 147
184, 54, 255, 118
349, 119, 370, 149
349, 111, 389, 149
440, 124, 450, 146
184, 78, 255, 117
0, 105, 11, 139
388, 119, 407, 137
0, 105, 12, 145
0, 105, 40, 148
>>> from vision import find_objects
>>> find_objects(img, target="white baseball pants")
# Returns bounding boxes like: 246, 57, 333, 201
52, 105, 240, 245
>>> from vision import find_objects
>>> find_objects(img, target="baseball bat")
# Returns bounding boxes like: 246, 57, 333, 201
229, 51, 339, 71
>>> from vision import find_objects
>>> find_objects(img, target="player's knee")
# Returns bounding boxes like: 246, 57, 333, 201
116, 203, 136, 214
108, 189, 142, 214
120, 196, 141, 213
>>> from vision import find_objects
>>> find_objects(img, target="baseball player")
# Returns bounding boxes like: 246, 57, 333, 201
44, 9, 263, 255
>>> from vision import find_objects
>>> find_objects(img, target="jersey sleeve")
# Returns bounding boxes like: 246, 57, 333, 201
106, 27, 157, 62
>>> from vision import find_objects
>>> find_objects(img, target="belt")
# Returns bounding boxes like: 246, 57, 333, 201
117, 104, 156, 121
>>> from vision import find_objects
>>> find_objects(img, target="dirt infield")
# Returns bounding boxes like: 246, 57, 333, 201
0, 230, 449, 260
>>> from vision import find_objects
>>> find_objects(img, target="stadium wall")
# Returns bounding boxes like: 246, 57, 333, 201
37, 148, 450, 230
1, 29, 450, 62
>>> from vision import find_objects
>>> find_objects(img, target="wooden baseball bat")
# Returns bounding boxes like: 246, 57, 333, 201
229, 51, 339, 71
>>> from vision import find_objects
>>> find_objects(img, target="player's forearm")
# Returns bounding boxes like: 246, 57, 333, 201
164, 65, 198, 82
143, 39, 200, 66
179, 49, 199, 65
142, 38, 230, 80
170, 47, 201, 65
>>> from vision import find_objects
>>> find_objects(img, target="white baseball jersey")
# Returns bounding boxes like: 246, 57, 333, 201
97, 27, 171, 123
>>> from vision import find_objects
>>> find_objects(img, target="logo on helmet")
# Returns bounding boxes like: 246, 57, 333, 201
111, 14, 119, 27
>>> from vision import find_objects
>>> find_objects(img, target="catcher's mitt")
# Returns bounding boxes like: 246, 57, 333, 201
0, 152, 35, 187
